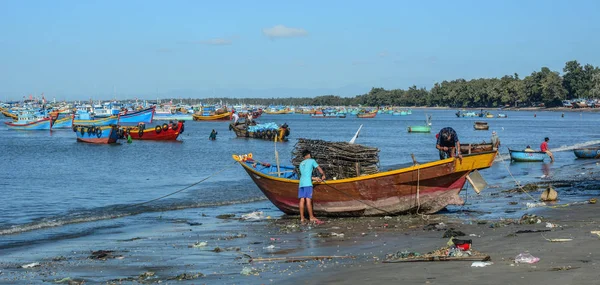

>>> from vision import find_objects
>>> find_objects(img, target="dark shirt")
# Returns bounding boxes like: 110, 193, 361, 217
436, 127, 459, 147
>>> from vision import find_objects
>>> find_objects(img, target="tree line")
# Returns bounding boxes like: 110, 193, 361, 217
174, 60, 600, 108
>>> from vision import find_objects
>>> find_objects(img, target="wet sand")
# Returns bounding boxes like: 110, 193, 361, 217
1, 198, 599, 284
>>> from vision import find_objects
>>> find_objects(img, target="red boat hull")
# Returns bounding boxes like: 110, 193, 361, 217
126, 121, 184, 141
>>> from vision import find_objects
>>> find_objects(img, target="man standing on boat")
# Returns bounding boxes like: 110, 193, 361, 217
491, 131, 500, 150
298, 149, 326, 224
540, 137, 555, 162
231, 110, 239, 125
436, 127, 462, 160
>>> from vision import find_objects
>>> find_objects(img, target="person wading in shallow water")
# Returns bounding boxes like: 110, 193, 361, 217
298, 149, 325, 225
435, 127, 462, 161
209, 129, 218, 140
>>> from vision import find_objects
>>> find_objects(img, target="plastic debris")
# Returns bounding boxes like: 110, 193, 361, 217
383, 216, 393, 220
241, 211, 264, 221
519, 214, 542, 224
545, 222, 558, 228
54, 277, 72, 283
191, 241, 208, 248
21, 262, 40, 269
471, 261, 493, 267
240, 267, 259, 276
331, 232, 345, 237
263, 245, 276, 250
526, 202, 546, 208
590, 231, 600, 237
514, 252, 540, 264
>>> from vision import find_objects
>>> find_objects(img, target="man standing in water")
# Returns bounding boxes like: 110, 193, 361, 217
541, 137, 555, 162
209, 129, 218, 140
298, 149, 326, 224
436, 127, 462, 160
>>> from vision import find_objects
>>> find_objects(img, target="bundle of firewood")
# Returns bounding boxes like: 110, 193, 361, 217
292, 138, 380, 179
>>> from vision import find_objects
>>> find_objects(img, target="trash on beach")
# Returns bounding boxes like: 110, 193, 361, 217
526, 202, 546, 208
515, 229, 550, 234
384, 216, 393, 220
540, 186, 558, 201
545, 222, 558, 228
424, 222, 447, 231
263, 245, 277, 250
471, 261, 493, 267
519, 214, 542, 224
240, 267, 259, 276
442, 229, 466, 238
590, 231, 600, 237
590, 198, 597, 204
21, 262, 40, 269
138, 271, 155, 280
53, 277, 72, 283
514, 252, 540, 264
213, 246, 240, 252
89, 250, 122, 260
216, 214, 235, 219
241, 211, 264, 221
222, 233, 247, 240
190, 241, 208, 248
316, 232, 344, 238
169, 272, 204, 281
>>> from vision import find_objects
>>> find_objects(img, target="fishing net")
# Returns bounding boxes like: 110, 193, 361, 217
292, 138, 380, 179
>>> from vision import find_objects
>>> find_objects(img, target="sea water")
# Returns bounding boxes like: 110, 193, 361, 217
1, 109, 600, 250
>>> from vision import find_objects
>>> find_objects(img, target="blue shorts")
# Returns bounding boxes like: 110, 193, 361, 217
298, 186, 313, 199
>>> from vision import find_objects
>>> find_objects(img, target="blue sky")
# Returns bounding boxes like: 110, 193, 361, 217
1, 0, 599, 100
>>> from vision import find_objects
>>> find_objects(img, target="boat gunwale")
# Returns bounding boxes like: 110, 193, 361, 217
234, 151, 496, 185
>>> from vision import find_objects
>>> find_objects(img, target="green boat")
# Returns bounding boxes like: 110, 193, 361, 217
407, 125, 431, 133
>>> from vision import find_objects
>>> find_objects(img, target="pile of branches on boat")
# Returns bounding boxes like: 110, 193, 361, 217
292, 138, 380, 179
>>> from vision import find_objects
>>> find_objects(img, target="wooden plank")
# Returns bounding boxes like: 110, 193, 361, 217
383, 255, 491, 263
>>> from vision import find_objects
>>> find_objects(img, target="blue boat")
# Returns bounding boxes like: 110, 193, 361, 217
509, 148, 547, 162
74, 115, 119, 126
74, 124, 121, 144
573, 148, 600, 159
118, 107, 155, 124
51, 115, 74, 129
4, 109, 52, 130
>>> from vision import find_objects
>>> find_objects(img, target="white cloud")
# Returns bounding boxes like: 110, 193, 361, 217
263, 25, 308, 39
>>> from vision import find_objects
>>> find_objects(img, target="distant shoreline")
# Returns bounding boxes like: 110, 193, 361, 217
406, 106, 600, 113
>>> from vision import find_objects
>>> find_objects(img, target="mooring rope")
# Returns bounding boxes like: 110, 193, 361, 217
127, 161, 237, 208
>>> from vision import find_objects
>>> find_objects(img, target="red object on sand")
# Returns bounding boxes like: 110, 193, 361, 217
455, 243, 470, 251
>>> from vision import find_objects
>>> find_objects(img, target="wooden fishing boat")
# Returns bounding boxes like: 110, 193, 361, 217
51, 115, 74, 129
460, 143, 493, 154
407, 125, 431, 133
118, 107, 155, 124
232, 151, 497, 216
0, 108, 17, 120
485, 113, 494, 118
264, 109, 289, 115
74, 115, 119, 126
357, 112, 377, 118
573, 148, 600, 159
5, 117, 52, 130
192, 112, 231, 121
474, 121, 489, 130
509, 149, 546, 162
229, 122, 290, 141
74, 125, 120, 144
122, 121, 185, 141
